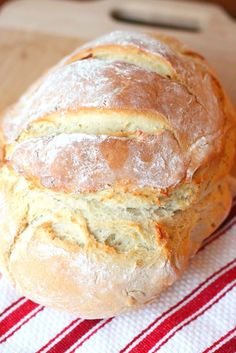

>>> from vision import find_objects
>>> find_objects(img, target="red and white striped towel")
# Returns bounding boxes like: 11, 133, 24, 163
0, 199, 236, 353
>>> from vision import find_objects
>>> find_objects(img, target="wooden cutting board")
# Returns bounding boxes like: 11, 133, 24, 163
0, 0, 236, 112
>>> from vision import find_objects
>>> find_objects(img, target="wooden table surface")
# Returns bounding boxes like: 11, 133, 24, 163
2, 0, 236, 18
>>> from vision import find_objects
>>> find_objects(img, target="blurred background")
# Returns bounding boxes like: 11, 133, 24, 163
1, 0, 236, 18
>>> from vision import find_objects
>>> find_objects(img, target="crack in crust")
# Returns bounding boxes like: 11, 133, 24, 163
61, 30, 225, 118
6, 205, 29, 286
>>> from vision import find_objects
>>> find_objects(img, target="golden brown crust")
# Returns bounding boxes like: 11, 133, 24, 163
0, 166, 231, 318
9, 131, 186, 192
62, 30, 224, 113
3, 59, 223, 145
2, 56, 230, 193
0, 30, 235, 318
0, 166, 232, 318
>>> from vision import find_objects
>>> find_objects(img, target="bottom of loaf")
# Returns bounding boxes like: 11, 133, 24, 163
0, 166, 232, 318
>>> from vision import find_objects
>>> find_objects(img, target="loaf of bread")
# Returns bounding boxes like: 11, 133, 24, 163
0, 31, 235, 318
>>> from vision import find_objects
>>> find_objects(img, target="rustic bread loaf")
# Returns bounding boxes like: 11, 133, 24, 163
0, 31, 235, 318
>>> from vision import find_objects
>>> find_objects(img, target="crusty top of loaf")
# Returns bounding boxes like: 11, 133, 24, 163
2, 30, 235, 193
